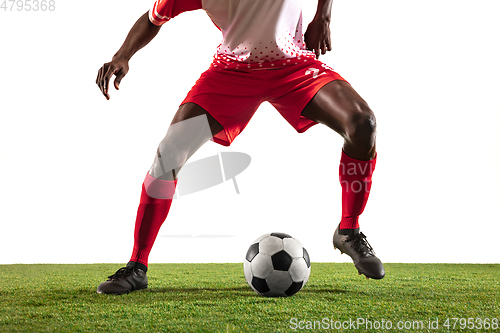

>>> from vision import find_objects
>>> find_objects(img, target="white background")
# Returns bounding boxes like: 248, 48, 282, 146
1, 0, 499, 265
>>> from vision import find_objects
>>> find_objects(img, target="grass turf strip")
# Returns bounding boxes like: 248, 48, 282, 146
0, 263, 499, 332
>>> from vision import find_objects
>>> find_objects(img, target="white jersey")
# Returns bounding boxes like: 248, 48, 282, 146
149, 0, 316, 69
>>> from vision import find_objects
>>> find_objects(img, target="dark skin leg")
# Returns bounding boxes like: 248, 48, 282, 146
301, 80, 376, 161
152, 81, 374, 182
149, 103, 224, 181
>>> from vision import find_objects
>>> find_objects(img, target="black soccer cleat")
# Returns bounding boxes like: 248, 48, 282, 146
333, 225, 385, 279
97, 262, 148, 295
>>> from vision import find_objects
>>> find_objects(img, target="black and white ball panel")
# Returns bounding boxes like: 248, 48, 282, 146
243, 259, 253, 284
270, 232, 292, 239
250, 253, 274, 279
303, 248, 311, 268
266, 270, 292, 295
283, 237, 304, 258
251, 276, 270, 294
271, 250, 293, 271
285, 281, 304, 296
245, 242, 259, 262
289, 257, 310, 282
259, 235, 284, 256
254, 232, 272, 243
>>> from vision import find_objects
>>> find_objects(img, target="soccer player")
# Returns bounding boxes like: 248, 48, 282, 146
96, 0, 384, 295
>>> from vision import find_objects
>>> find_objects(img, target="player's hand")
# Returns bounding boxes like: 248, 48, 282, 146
304, 18, 332, 59
96, 57, 129, 100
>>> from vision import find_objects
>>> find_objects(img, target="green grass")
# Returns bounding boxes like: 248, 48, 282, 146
0, 263, 499, 332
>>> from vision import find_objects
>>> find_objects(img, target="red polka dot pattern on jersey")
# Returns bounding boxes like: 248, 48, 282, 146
213, 26, 315, 70
150, 0, 319, 69
211, 54, 316, 71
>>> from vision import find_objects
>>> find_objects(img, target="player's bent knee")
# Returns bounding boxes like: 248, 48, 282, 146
155, 141, 189, 177
346, 109, 376, 144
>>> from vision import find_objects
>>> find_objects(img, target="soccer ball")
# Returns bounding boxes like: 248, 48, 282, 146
244, 232, 311, 297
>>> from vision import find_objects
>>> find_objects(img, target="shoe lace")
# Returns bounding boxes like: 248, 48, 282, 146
349, 232, 376, 257
108, 266, 135, 280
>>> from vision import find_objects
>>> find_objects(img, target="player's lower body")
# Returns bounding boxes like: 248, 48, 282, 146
97, 58, 384, 295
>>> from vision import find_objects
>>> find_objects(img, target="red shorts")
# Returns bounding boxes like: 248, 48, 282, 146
182, 58, 347, 146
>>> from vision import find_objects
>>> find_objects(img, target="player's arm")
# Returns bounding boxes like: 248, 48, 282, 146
304, 0, 333, 58
96, 11, 161, 100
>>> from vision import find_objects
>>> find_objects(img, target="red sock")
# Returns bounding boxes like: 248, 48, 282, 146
129, 173, 177, 267
339, 150, 377, 230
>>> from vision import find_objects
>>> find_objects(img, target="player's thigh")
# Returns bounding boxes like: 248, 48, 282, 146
151, 103, 224, 179
160, 102, 223, 153
170, 102, 223, 136
301, 80, 374, 138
